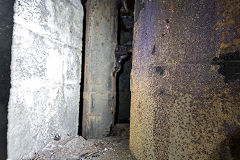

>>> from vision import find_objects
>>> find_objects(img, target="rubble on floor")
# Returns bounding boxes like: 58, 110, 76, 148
32, 135, 136, 160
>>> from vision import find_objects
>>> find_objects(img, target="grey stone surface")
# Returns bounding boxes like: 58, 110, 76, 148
82, 0, 118, 139
7, 0, 83, 159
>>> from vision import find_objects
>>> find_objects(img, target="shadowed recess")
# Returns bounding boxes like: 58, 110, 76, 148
211, 51, 240, 83
0, 0, 15, 159
229, 130, 240, 160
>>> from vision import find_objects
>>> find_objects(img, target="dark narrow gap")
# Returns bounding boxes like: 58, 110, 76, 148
115, 55, 132, 124
115, 0, 134, 125
78, 0, 87, 136
0, 0, 15, 159
115, 3, 124, 124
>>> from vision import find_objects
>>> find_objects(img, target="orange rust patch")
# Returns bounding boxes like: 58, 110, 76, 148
170, 2, 174, 13
216, 0, 240, 56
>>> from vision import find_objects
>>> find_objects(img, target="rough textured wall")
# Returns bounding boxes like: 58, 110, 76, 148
0, 0, 15, 159
82, 0, 118, 139
8, 0, 83, 159
130, 0, 240, 159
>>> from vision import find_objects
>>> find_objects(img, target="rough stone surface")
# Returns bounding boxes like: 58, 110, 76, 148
8, 0, 83, 159
82, 0, 118, 139
0, 0, 15, 159
130, 0, 240, 159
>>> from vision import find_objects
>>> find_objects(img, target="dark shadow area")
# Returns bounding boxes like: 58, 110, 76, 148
229, 130, 240, 160
115, 0, 134, 124
116, 55, 132, 123
78, 0, 87, 136
211, 51, 240, 83
0, 0, 15, 159
220, 128, 240, 160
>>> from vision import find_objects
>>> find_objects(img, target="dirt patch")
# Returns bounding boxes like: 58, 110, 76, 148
32, 136, 136, 160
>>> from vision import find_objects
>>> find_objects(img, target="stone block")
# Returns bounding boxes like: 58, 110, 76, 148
8, 0, 83, 159
63, 47, 82, 85
13, 0, 83, 49
11, 24, 64, 84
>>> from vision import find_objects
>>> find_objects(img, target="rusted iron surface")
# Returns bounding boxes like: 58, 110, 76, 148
82, 0, 118, 139
113, 45, 132, 76
130, 0, 240, 159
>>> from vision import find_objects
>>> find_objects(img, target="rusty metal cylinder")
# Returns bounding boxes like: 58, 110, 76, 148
130, 0, 240, 159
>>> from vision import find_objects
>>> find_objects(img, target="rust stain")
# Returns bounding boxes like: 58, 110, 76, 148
82, 0, 118, 139
130, 0, 240, 159
170, 2, 174, 13
216, 0, 240, 56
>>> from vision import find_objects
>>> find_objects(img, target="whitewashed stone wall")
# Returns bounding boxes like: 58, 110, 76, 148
8, 0, 83, 159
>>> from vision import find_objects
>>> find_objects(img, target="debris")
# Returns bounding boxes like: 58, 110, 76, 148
31, 136, 136, 160
54, 133, 61, 141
